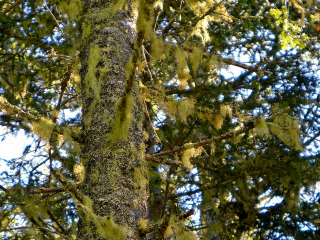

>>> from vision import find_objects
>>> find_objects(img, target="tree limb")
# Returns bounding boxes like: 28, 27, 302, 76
0, 96, 81, 142
50, 168, 84, 204
148, 107, 290, 159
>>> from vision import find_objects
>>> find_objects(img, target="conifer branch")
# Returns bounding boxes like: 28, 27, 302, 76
0, 96, 81, 142
140, 209, 195, 238
50, 168, 84, 204
0, 28, 55, 49
56, 63, 74, 110
0, 0, 24, 18
156, 43, 272, 77
168, 178, 235, 200
44, 1, 64, 36
0, 185, 7, 192
0, 96, 38, 122
161, 0, 223, 35
47, 210, 68, 235
0, 226, 71, 239
183, 46, 272, 76
219, 57, 272, 76
148, 107, 290, 159
25, 191, 62, 208
145, 155, 182, 166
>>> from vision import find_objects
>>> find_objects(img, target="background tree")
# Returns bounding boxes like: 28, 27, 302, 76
0, 0, 320, 239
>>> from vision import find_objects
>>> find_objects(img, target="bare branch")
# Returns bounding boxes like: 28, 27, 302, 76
44, 2, 64, 36
146, 155, 182, 166
29, 187, 64, 194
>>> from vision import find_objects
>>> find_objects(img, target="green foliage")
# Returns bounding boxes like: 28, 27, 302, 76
269, 6, 309, 49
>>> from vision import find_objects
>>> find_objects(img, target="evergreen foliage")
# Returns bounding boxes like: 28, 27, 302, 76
0, 0, 320, 239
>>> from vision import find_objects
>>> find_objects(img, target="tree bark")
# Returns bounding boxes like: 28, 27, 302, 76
78, 1, 147, 239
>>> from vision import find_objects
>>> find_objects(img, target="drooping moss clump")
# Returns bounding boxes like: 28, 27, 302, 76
79, 196, 126, 240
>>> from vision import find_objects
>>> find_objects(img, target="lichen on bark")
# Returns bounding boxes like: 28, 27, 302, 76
78, 1, 147, 239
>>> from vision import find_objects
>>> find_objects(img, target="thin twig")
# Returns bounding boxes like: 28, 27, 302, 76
142, 45, 154, 82
145, 156, 181, 166
160, 167, 173, 219
56, 63, 73, 110
44, 1, 64, 36
29, 187, 64, 194
143, 101, 161, 143
26, 191, 61, 208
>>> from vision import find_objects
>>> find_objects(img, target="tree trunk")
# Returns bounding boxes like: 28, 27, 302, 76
77, 1, 147, 239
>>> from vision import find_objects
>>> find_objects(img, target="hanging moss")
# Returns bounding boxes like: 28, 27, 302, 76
176, 230, 198, 240
177, 98, 195, 123
181, 144, 202, 170
165, 224, 174, 238
268, 115, 303, 151
208, 221, 223, 236
134, 165, 148, 189
73, 162, 85, 183
84, 44, 102, 100
213, 113, 224, 130
58, 0, 82, 21
138, 219, 149, 231
254, 115, 270, 137
79, 196, 126, 240
189, 47, 202, 74
151, 36, 165, 60
220, 104, 232, 118
173, 222, 198, 240
111, 93, 135, 142
31, 117, 55, 140
81, 22, 92, 44
176, 47, 188, 70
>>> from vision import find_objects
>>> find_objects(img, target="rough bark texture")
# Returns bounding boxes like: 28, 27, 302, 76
78, 1, 147, 239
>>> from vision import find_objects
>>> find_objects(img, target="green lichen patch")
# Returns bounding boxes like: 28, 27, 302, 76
111, 93, 135, 142
84, 44, 102, 100
79, 196, 126, 240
